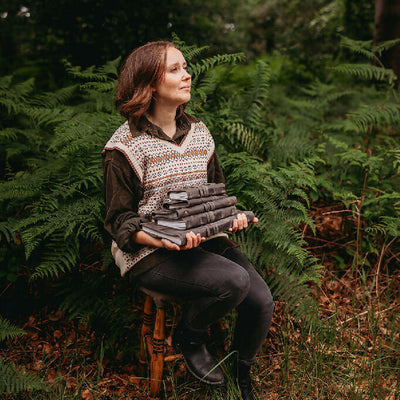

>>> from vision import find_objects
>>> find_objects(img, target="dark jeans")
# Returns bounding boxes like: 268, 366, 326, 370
135, 246, 275, 365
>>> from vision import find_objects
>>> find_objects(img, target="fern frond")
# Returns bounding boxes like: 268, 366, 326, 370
0, 75, 13, 89
80, 81, 116, 92
339, 36, 375, 60
30, 84, 79, 108
0, 319, 46, 395
373, 39, 400, 57
0, 318, 25, 342
96, 57, 121, 78
23, 106, 75, 127
224, 122, 268, 156
0, 222, 17, 243
1, 128, 21, 142
172, 33, 209, 61
30, 236, 80, 280
18, 196, 103, 258
347, 103, 400, 133
0, 169, 49, 202
0, 358, 47, 394
64, 59, 117, 82
378, 216, 400, 237
0, 76, 34, 113
242, 60, 271, 129
189, 53, 245, 80
333, 63, 397, 84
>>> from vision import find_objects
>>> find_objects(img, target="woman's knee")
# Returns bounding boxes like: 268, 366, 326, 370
218, 265, 250, 305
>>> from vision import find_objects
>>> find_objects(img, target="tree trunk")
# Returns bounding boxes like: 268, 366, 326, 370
374, 0, 400, 82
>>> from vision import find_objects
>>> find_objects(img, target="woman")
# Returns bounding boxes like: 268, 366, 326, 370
102, 41, 274, 400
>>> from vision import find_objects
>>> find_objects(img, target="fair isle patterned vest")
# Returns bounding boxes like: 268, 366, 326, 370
104, 119, 215, 276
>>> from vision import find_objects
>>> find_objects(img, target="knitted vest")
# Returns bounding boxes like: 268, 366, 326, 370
104, 119, 215, 275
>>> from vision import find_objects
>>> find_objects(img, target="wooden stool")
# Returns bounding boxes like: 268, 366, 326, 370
111, 243, 181, 398
138, 287, 182, 400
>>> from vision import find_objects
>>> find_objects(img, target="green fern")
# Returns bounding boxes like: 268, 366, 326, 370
0, 359, 47, 395
63, 58, 119, 81
0, 319, 47, 395
340, 36, 400, 61
0, 318, 25, 341
220, 151, 322, 321
0, 76, 35, 113
0, 61, 118, 282
173, 33, 210, 62
333, 63, 397, 84
347, 103, 400, 133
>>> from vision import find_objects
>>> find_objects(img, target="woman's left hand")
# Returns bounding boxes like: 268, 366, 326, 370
228, 213, 258, 233
180, 231, 205, 250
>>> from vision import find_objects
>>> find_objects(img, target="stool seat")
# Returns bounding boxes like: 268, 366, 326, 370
138, 286, 182, 400
139, 286, 177, 308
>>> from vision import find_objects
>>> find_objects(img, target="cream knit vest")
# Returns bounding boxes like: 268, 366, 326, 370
104, 119, 215, 276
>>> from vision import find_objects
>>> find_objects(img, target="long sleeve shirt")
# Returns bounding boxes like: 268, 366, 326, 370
102, 112, 237, 278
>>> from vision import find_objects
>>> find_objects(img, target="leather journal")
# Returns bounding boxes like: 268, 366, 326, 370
167, 183, 226, 200
154, 205, 237, 230
153, 196, 237, 219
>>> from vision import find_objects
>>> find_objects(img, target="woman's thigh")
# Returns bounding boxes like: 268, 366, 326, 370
136, 247, 250, 301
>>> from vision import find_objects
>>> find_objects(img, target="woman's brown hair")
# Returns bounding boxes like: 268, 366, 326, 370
115, 41, 186, 124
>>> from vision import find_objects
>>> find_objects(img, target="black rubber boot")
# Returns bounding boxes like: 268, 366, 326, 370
173, 323, 225, 385
233, 359, 258, 400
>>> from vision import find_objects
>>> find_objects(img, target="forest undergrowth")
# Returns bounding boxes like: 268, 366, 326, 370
1, 223, 399, 400
1, 37, 400, 399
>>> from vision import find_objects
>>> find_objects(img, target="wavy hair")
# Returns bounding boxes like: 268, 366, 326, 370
115, 41, 186, 124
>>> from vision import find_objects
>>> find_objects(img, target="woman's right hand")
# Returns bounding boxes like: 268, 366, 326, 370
161, 232, 205, 251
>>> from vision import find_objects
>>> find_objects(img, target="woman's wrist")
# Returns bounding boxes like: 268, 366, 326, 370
132, 230, 165, 248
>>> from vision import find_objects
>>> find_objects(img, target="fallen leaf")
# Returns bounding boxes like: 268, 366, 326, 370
47, 369, 57, 384
81, 389, 93, 400
33, 359, 43, 371
43, 343, 53, 354
48, 310, 63, 322
66, 376, 77, 389
53, 330, 63, 340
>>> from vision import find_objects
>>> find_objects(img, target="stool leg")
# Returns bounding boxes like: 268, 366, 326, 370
139, 295, 154, 369
149, 306, 165, 400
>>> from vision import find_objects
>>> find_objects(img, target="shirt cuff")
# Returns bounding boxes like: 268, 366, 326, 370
115, 216, 150, 253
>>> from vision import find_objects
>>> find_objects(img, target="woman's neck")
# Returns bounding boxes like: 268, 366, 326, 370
147, 106, 177, 138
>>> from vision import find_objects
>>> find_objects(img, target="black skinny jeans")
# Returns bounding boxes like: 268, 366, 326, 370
135, 246, 275, 365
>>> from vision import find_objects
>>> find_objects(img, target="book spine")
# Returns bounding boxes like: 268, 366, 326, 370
155, 196, 237, 219
184, 211, 255, 245
168, 183, 226, 200
180, 206, 237, 229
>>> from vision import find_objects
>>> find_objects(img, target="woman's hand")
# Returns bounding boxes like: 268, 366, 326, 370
228, 213, 258, 233
161, 231, 205, 251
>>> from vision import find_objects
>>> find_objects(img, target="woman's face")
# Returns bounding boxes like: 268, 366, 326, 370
153, 47, 191, 108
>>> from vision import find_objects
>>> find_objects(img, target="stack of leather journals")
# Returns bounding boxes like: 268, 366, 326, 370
141, 183, 254, 246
